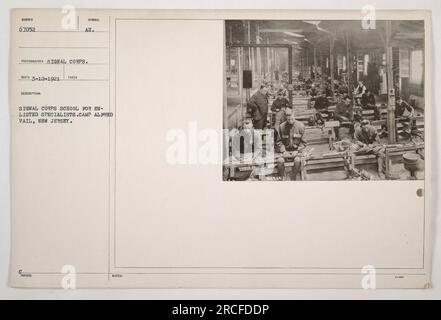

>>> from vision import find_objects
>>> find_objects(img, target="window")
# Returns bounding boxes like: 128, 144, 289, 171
363, 54, 369, 76
410, 49, 423, 84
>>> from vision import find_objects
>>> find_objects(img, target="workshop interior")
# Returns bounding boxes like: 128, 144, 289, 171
223, 20, 425, 181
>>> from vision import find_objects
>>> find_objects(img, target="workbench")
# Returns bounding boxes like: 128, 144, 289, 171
223, 142, 425, 181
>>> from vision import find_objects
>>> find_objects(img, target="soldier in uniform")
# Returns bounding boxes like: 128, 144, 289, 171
247, 85, 269, 130
354, 119, 386, 179
275, 110, 306, 180
271, 89, 291, 129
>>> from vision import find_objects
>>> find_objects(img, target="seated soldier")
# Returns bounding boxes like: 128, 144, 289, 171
395, 96, 414, 118
360, 89, 380, 120
230, 118, 262, 164
354, 119, 386, 179
271, 89, 290, 129
334, 95, 354, 122
395, 96, 415, 138
227, 118, 263, 181
275, 110, 306, 181
313, 91, 329, 124
324, 83, 333, 97
353, 80, 366, 105
336, 80, 349, 95
333, 95, 354, 139
309, 84, 318, 97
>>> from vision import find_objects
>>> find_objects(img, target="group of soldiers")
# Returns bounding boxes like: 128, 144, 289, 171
241, 85, 305, 180
229, 78, 418, 180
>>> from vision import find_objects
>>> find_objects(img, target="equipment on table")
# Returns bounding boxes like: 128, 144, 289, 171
403, 152, 421, 180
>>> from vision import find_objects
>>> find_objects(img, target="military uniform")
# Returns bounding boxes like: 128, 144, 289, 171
275, 119, 306, 180
271, 97, 290, 129
276, 120, 306, 152
313, 95, 329, 123
354, 124, 386, 179
247, 91, 269, 129
354, 125, 379, 145
395, 101, 413, 117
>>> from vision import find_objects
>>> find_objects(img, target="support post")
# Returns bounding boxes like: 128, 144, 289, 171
271, 48, 275, 82
313, 46, 317, 79
346, 32, 352, 100
224, 27, 228, 129
318, 47, 323, 76
385, 21, 396, 144
329, 36, 335, 97
266, 37, 271, 78
228, 25, 232, 72
238, 47, 243, 111
288, 45, 293, 108
256, 24, 262, 82
247, 20, 251, 69
245, 21, 251, 102
306, 49, 309, 78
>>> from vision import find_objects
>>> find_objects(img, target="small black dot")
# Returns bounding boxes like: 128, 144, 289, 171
416, 189, 423, 197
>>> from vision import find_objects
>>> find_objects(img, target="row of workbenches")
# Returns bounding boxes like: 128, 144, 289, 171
224, 141, 425, 181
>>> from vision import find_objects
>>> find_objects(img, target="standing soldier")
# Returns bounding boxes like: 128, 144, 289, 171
247, 85, 269, 130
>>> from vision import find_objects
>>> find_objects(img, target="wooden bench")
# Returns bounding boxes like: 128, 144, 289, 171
223, 140, 424, 181
303, 143, 425, 178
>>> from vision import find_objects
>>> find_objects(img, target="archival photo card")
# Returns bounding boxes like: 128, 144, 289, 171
9, 9, 432, 289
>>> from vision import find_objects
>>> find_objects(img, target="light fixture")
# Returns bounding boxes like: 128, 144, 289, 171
283, 31, 304, 38
303, 20, 321, 26
303, 20, 331, 34
283, 39, 298, 45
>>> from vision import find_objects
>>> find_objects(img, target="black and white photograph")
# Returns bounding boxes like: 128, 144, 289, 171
223, 19, 426, 181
